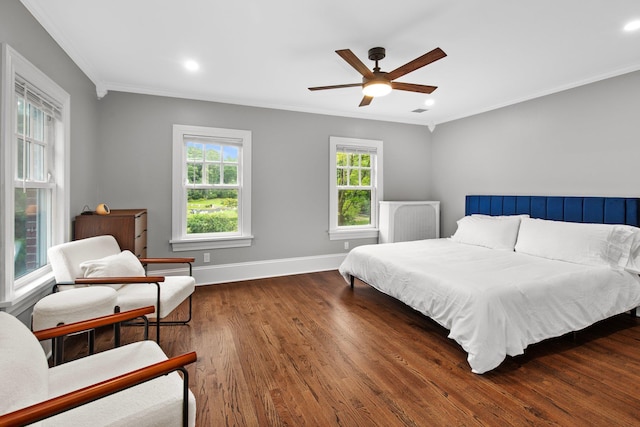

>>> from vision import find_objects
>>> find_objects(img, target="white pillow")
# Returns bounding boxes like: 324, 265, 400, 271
610, 224, 640, 273
514, 218, 634, 267
79, 250, 146, 290
472, 214, 530, 221
451, 215, 522, 251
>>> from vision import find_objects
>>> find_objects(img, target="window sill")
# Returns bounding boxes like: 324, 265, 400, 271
170, 235, 254, 251
0, 271, 54, 311
328, 228, 379, 241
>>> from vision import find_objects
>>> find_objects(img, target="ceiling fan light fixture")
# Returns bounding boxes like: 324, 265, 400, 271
184, 60, 200, 72
362, 80, 392, 97
624, 19, 640, 32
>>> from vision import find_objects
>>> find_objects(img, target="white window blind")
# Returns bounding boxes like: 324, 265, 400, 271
15, 76, 62, 120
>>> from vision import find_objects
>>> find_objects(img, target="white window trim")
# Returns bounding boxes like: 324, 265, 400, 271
329, 136, 383, 241
170, 124, 252, 251
1, 43, 70, 306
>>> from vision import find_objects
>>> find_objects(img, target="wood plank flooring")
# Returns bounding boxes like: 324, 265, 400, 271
64, 271, 640, 426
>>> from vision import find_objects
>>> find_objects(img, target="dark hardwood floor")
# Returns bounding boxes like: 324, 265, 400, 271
64, 271, 640, 426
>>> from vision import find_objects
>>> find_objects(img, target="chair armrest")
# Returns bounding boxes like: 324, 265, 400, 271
139, 257, 195, 264
139, 257, 194, 276
74, 276, 165, 285
33, 306, 155, 340
0, 351, 197, 427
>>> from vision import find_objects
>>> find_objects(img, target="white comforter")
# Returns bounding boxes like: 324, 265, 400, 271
338, 239, 640, 374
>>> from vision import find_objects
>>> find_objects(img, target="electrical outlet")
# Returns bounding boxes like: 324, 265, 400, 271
344, 241, 349, 250
203, 252, 210, 263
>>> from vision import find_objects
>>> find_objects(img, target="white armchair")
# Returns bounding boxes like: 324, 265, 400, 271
48, 235, 196, 343
0, 308, 197, 426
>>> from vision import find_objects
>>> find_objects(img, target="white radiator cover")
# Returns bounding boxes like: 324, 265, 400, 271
379, 201, 440, 243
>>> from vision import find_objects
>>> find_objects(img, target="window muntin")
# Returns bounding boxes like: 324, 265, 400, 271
13, 82, 58, 286
336, 150, 373, 226
171, 125, 252, 251
184, 138, 241, 236
329, 137, 383, 240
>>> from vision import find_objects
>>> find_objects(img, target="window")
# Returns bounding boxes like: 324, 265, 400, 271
1, 44, 70, 304
171, 124, 252, 251
329, 136, 383, 240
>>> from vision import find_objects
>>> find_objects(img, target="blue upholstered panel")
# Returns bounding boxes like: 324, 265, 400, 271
465, 195, 640, 226
503, 196, 516, 215
547, 197, 564, 221
490, 196, 503, 215
479, 197, 491, 215
627, 199, 639, 225
604, 198, 624, 224
515, 196, 530, 215
584, 198, 604, 223
564, 198, 583, 222
530, 197, 546, 219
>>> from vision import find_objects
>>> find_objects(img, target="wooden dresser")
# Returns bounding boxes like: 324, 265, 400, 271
74, 209, 147, 258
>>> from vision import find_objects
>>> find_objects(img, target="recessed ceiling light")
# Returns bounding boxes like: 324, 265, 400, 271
184, 60, 200, 72
624, 20, 640, 32
424, 99, 435, 107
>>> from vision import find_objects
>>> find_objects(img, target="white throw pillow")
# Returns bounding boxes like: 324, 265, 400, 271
472, 214, 530, 219
610, 224, 640, 273
514, 218, 634, 267
451, 215, 522, 251
80, 250, 146, 290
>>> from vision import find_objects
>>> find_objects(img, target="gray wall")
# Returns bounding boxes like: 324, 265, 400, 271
0, 0, 101, 223
431, 70, 640, 237
96, 92, 432, 266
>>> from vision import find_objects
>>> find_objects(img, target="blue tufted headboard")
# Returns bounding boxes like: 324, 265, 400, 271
465, 195, 640, 227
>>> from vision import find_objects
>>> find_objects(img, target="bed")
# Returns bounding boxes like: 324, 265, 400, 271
339, 195, 640, 374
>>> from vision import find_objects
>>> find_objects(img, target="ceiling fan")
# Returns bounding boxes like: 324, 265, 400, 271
308, 47, 447, 107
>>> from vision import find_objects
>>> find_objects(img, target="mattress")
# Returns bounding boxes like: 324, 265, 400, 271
339, 238, 640, 373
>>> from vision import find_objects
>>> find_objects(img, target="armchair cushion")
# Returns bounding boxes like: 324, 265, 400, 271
80, 250, 146, 290
46, 341, 196, 427
117, 276, 196, 319
0, 312, 49, 420
48, 235, 122, 289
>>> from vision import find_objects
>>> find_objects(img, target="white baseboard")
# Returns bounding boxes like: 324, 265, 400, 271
149, 253, 348, 285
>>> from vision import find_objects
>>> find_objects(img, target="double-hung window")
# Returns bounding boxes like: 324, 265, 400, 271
171, 124, 252, 250
1, 44, 70, 305
329, 136, 383, 240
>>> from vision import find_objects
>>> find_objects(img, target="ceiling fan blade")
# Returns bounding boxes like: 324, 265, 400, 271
391, 82, 438, 94
385, 47, 446, 81
359, 96, 373, 107
308, 83, 362, 91
336, 49, 375, 79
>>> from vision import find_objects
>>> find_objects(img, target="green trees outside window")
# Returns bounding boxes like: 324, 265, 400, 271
336, 151, 372, 226
185, 142, 239, 234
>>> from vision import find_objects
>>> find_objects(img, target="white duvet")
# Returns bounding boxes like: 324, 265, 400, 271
338, 239, 640, 374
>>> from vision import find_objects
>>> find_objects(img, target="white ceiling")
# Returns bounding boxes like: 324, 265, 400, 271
21, 0, 640, 127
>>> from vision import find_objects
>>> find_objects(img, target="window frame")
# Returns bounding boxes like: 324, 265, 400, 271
1, 43, 70, 306
329, 136, 383, 240
171, 124, 252, 251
